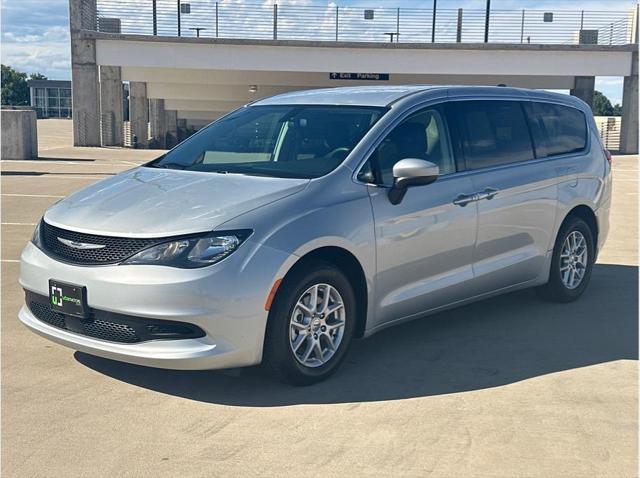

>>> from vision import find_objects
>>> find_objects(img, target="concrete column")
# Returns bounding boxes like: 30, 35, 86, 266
1, 109, 38, 159
620, 50, 639, 154
70, 0, 101, 146
129, 82, 149, 148
99, 66, 123, 146
570, 76, 595, 110
149, 98, 167, 149
165, 109, 178, 148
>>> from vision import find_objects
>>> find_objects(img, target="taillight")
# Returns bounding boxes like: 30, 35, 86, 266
604, 149, 612, 165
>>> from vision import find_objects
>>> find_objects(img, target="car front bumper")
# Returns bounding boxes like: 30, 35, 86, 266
18, 239, 293, 370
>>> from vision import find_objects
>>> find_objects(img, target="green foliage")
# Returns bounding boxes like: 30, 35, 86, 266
592, 90, 622, 117
612, 103, 623, 116
1, 65, 48, 106
2, 64, 28, 105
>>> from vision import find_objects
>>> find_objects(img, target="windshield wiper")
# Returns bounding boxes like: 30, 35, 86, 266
148, 162, 187, 170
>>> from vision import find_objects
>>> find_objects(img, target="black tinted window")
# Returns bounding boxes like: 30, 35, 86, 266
456, 101, 534, 169
531, 102, 587, 157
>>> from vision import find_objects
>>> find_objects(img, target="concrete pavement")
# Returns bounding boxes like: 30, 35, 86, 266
1, 144, 637, 477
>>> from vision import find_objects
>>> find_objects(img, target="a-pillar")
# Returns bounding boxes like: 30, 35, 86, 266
570, 76, 595, 110
620, 50, 639, 154
70, 0, 101, 146
129, 82, 149, 148
99, 66, 123, 146
149, 99, 167, 149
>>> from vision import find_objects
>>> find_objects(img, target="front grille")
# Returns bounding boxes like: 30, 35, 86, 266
29, 301, 66, 329
28, 299, 140, 343
82, 318, 139, 343
40, 221, 164, 265
26, 292, 205, 344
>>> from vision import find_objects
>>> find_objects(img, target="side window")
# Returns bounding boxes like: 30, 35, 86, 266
360, 106, 456, 186
531, 102, 587, 157
456, 101, 535, 169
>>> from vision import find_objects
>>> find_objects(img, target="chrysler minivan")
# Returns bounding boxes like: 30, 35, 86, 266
19, 86, 611, 385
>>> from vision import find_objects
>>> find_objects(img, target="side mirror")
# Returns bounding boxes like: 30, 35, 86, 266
388, 158, 439, 205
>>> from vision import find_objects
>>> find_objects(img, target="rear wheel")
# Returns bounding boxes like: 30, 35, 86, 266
263, 262, 356, 385
537, 216, 595, 303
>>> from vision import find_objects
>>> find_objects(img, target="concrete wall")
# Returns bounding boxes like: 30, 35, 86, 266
149, 98, 166, 149
70, 0, 101, 146
69, 31, 637, 149
99, 65, 123, 146
1, 109, 38, 160
129, 82, 149, 148
620, 50, 639, 154
570, 76, 595, 109
95, 38, 635, 77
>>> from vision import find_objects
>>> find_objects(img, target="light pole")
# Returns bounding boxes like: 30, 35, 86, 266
431, 0, 437, 43
484, 0, 491, 43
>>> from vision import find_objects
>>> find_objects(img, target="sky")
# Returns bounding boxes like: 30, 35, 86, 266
1, 0, 636, 104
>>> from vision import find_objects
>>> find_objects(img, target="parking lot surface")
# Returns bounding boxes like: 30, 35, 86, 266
1, 130, 637, 477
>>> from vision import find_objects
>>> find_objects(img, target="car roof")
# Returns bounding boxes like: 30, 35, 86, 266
252, 85, 443, 107
250, 85, 585, 109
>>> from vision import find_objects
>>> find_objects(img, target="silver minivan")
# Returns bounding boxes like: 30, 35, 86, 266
19, 86, 612, 385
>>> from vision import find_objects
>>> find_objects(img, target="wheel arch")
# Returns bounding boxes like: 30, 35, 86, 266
275, 246, 369, 338
562, 204, 599, 248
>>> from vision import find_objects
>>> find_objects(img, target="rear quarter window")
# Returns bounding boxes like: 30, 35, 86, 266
530, 102, 588, 157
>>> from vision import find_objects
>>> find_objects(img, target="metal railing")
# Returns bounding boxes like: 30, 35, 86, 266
94, 1, 637, 45
92, 0, 637, 45
595, 116, 622, 151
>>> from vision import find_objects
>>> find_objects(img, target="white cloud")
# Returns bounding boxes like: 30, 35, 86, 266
1, 25, 71, 79
1, 0, 70, 78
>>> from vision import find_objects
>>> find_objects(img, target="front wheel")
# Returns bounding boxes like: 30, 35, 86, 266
263, 262, 356, 385
537, 216, 595, 303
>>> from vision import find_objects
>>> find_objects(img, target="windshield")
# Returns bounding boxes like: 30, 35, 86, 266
146, 105, 386, 179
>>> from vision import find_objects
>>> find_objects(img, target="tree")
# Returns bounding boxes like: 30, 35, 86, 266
1, 64, 28, 106
592, 90, 614, 116
1, 65, 48, 106
612, 103, 623, 116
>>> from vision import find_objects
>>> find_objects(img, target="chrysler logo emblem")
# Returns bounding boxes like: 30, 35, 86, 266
57, 237, 106, 250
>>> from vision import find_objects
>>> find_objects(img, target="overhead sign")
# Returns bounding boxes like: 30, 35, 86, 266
330, 73, 390, 81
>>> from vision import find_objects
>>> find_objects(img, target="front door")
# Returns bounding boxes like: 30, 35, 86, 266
361, 104, 478, 332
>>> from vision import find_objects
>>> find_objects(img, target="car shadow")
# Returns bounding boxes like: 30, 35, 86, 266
76, 263, 638, 407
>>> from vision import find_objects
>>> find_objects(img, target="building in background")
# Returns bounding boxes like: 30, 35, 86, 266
69, 0, 638, 153
27, 79, 72, 119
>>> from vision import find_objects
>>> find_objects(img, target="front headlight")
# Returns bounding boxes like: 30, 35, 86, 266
123, 230, 252, 268
32, 219, 43, 249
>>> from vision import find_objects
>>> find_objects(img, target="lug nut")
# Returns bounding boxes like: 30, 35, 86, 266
313, 333, 318, 339
321, 326, 326, 332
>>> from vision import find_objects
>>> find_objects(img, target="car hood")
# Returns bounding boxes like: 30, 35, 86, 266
44, 167, 309, 237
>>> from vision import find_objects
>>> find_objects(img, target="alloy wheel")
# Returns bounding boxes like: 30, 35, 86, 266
560, 230, 588, 290
289, 283, 346, 368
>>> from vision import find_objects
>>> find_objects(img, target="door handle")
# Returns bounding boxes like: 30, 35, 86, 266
477, 188, 499, 200
453, 193, 477, 207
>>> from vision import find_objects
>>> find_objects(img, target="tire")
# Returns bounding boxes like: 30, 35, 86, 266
537, 216, 595, 303
263, 261, 356, 386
